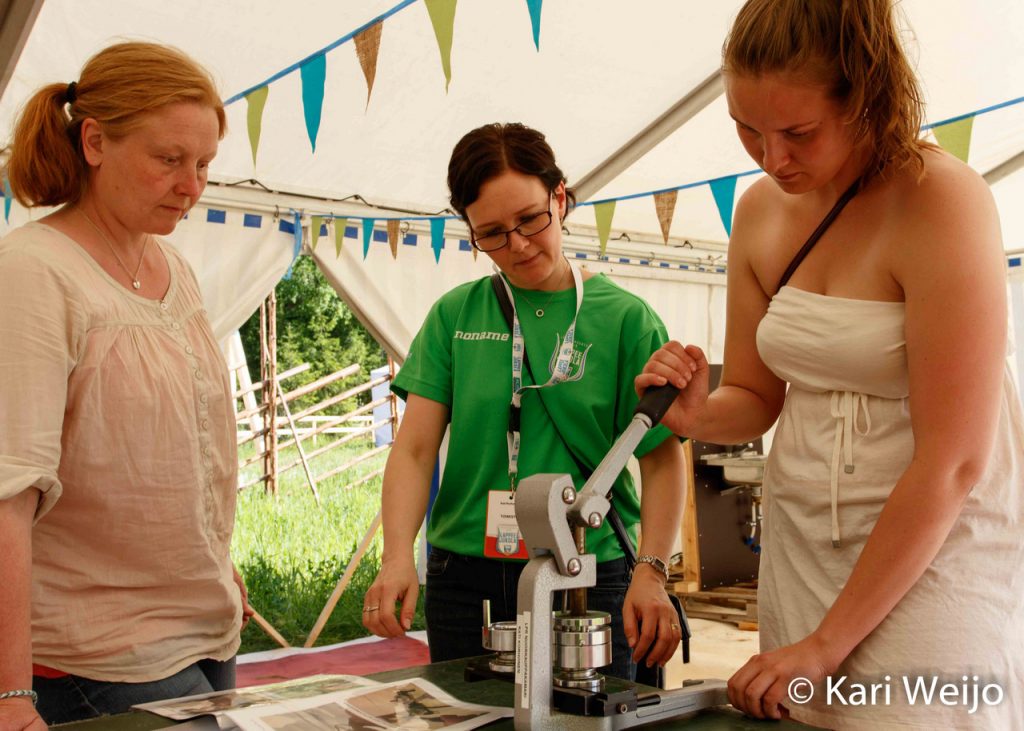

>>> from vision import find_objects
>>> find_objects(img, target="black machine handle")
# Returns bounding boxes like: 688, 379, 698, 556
633, 383, 681, 427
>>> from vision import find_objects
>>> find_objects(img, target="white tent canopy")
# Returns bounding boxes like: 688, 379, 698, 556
0, 0, 1021, 375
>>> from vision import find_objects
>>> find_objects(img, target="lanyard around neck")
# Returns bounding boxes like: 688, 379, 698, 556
496, 262, 584, 489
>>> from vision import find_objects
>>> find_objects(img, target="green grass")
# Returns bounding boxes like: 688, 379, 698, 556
231, 434, 426, 653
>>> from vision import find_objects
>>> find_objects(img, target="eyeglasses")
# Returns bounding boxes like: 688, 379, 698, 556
470, 202, 554, 252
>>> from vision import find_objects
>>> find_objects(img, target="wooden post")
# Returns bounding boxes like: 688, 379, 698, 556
261, 292, 279, 497
387, 356, 399, 443
259, 301, 269, 492
677, 440, 701, 593
250, 609, 291, 648
276, 379, 321, 506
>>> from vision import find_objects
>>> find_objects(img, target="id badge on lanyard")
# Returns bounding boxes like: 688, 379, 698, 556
483, 262, 584, 558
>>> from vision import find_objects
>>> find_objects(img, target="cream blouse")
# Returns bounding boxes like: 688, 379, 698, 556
0, 222, 241, 682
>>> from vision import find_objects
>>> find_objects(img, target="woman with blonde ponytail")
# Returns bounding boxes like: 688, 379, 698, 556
637, 0, 1023, 726
0, 42, 251, 728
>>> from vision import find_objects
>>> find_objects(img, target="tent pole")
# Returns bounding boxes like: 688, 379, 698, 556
0, 0, 45, 100
572, 70, 724, 202
984, 149, 1024, 187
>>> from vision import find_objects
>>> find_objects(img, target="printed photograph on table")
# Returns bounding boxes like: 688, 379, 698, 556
341, 678, 511, 730
133, 674, 375, 720
241, 700, 385, 731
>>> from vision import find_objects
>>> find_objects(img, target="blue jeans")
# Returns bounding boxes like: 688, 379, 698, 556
424, 548, 636, 680
34, 657, 236, 725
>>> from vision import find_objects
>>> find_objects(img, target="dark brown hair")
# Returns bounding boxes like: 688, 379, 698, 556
447, 122, 576, 220
6, 41, 226, 207
723, 0, 929, 180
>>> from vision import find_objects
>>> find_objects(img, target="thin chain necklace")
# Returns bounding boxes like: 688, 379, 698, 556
78, 209, 150, 290
515, 261, 570, 318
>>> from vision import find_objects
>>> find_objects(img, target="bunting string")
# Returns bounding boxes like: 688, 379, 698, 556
255, 88, 1023, 257
223, 0, 419, 106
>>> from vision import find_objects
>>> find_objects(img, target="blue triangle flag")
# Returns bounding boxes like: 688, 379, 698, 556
709, 175, 738, 237
525, 0, 543, 50
300, 55, 327, 152
430, 218, 446, 263
362, 219, 376, 259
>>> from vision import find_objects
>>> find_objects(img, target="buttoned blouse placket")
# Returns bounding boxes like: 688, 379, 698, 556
158, 289, 216, 533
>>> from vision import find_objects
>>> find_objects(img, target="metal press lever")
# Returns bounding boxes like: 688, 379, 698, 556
568, 384, 680, 530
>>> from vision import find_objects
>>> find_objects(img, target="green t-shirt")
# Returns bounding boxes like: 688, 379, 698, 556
392, 273, 673, 562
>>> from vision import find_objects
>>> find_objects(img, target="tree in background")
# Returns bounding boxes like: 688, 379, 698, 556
239, 256, 387, 413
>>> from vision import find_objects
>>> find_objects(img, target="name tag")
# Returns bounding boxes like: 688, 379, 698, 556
483, 490, 529, 559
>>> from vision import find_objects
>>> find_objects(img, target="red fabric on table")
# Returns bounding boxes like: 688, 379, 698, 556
236, 635, 431, 688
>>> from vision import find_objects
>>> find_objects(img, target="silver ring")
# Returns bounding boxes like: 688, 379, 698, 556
363, 605, 380, 613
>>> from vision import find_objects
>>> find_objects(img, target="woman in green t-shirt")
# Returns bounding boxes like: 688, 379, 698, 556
363, 123, 687, 680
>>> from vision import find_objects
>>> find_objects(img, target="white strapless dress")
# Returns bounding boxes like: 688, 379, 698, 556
756, 286, 1024, 730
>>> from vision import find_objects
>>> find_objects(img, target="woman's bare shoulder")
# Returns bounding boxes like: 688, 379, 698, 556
888, 148, 1002, 271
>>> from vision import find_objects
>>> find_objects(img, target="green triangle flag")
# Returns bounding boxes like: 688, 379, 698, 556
310, 216, 323, 251
245, 86, 269, 167
932, 116, 974, 163
593, 201, 616, 256
334, 217, 348, 257
424, 0, 457, 91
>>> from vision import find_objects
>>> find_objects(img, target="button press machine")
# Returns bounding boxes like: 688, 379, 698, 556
470, 385, 731, 729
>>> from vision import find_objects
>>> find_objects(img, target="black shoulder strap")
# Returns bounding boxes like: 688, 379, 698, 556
775, 177, 862, 294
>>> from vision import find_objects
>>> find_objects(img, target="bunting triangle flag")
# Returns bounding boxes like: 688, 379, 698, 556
362, 218, 375, 259
593, 201, 616, 256
932, 116, 974, 163
424, 0, 457, 91
653, 190, 678, 245
245, 86, 269, 167
387, 220, 400, 259
525, 0, 543, 50
354, 21, 383, 109
310, 216, 323, 251
709, 175, 738, 237
300, 54, 327, 152
334, 217, 348, 257
430, 217, 445, 263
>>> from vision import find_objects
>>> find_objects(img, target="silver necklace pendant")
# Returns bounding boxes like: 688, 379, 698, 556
132, 280, 141, 290
535, 308, 544, 318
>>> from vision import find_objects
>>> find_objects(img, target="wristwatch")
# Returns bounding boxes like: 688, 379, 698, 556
635, 554, 669, 581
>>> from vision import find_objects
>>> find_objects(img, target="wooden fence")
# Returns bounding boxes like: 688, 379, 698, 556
226, 291, 401, 647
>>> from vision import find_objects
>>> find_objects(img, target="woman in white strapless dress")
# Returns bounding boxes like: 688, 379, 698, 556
638, 1, 1024, 729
